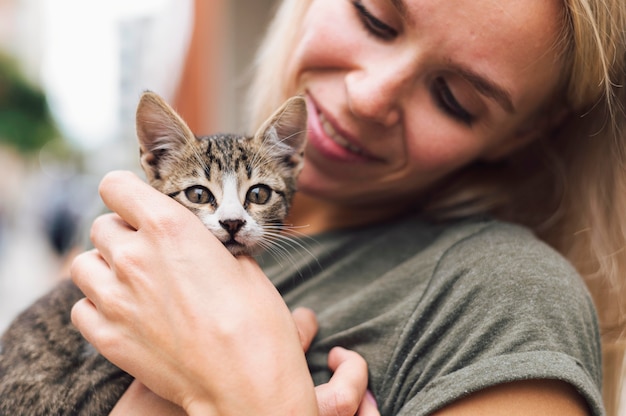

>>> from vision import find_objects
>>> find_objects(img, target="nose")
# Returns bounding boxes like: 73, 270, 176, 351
220, 219, 246, 235
345, 58, 417, 127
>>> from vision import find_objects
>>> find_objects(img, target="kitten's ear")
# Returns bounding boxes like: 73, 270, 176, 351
136, 91, 194, 173
254, 96, 308, 173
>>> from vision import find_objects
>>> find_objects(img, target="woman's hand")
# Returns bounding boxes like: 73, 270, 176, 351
293, 308, 380, 416
71, 171, 317, 415
110, 308, 379, 416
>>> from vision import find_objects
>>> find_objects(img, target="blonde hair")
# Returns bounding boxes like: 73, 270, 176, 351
554, 2, 626, 414
247, 0, 312, 128
247, 0, 626, 413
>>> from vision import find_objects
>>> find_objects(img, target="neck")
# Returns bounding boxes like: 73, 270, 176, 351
286, 193, 413, 235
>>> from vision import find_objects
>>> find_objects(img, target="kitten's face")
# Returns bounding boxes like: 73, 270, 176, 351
135, 92, 307, 255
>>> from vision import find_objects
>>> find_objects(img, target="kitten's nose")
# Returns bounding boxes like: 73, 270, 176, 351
220, 219, 246, 235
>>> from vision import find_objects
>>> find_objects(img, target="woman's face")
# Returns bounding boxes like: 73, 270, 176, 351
285, 0, 565, 206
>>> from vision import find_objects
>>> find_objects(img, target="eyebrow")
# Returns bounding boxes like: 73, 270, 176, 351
389, 0, 413, 25
452, 64, 516, 114
390, 0, 408, 16
389, 0, 516, 114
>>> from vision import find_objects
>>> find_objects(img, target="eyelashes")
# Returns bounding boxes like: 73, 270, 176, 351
431, 77, 476, 126
352, 0, 398, 40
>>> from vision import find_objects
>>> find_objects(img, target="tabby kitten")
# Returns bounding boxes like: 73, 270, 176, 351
0, 91, 308, 415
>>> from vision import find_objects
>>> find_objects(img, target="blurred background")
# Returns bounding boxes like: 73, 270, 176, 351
0, 0, 277, 332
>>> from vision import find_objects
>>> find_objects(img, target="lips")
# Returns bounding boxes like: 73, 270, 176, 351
305, 95, 379, 162
318, 112, 365, 156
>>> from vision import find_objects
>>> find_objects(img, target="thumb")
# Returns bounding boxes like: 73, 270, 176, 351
315, 346, 380, 416
291, 307, 318, 351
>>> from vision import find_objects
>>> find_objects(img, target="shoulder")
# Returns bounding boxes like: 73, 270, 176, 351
372, 217, 593, 313
430, 219, 592, 312
393, 218, 604, 415
433, 218, 569, 269
284, 217, 604, 415
421, 219, 600, 360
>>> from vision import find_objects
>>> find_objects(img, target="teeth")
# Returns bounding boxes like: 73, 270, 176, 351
319, 113, 363, 155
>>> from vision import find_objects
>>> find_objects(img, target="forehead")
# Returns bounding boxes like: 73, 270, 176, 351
399, 0, 563, 49
402, 0, 565, 110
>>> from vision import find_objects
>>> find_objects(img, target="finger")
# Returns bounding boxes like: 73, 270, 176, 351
291, 307, 318, 351
98, 170, 182, 231
70, 249, 111, 303
70, 296, 100, 346
315, 346, 376, 416
71, 296, 139, 376
357, 390, 380, 416
89, 213, 136, 263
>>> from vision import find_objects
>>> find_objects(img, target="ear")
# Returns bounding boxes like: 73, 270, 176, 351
254, 95, 308, 173
135, 90, 195, 173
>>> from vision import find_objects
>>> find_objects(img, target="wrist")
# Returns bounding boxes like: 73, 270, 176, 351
183, 357, 319, 416
185, 385, 318, 416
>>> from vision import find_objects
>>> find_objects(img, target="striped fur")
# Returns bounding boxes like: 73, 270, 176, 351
137, 91, 307, 255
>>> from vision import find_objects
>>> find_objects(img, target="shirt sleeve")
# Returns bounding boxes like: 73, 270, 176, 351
390, 223, 604, 415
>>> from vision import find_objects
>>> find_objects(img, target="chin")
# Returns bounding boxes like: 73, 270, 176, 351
299, 179, 363, 202
224, 241, 261, 257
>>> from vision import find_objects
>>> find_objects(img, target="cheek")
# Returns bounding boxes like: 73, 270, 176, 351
406, 141, 476, 174
403, 122, 488, 178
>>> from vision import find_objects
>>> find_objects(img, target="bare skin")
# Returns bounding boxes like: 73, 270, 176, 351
432, 379, 589, 416
109, 308, 380, 416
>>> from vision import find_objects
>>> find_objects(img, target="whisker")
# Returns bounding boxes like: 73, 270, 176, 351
256, 239, 295, 270
263, 223, 319, 250
260, 228, 322, 277
271, 224, 316, 241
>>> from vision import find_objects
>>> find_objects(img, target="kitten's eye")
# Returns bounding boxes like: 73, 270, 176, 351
431, 77, 476, 126
352, 0, 398, 40
246, 184, 272, 205
184, 185, 215, 204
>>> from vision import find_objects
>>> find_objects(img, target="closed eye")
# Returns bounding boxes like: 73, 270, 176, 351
352, 0, 398, 40
431, 77, 476, 126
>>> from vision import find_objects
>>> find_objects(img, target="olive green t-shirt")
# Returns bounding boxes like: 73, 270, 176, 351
257, 217, 604, 415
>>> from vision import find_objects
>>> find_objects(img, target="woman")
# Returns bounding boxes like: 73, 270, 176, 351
71, 0, 626, 414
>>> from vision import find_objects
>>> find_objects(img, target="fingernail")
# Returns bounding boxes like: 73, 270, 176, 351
365, 390, 378, 407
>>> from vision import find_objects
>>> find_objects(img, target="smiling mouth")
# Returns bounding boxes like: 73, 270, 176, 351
318, 112, 365, 156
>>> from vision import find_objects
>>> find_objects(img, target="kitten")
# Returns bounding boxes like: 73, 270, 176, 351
0, 91, 307, 415
137, 92, 307, 256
